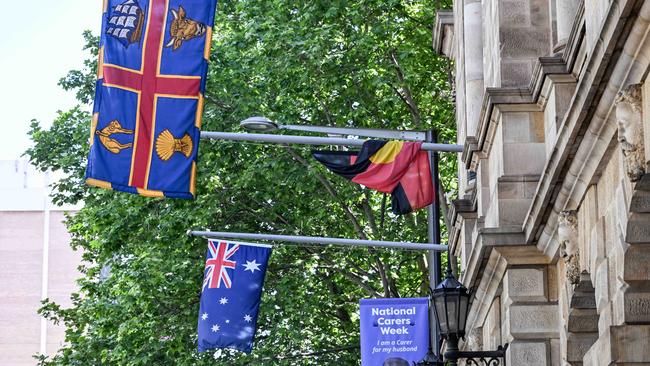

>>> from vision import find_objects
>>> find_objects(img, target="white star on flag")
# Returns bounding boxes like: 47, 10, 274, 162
201, 313, 208, 321
211, 324, 220, 332
225, 320, 230, 324
219, 297, 228, 305
243, 260, 262, 273
244, 314, 252, 322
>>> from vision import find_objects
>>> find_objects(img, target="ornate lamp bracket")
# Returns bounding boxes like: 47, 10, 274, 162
460, 343, 509, 366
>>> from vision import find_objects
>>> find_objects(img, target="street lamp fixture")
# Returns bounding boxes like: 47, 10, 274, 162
432, 267, 470, 341
431, 266, 470, 365
239, 116, 280, 132
431, 263, 508, 365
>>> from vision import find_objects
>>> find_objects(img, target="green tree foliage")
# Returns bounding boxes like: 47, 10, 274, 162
27, 0, 454, 364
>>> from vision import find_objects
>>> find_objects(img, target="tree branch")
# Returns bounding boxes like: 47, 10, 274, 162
389, 50, 421, 126
283, 145, 368, 240
251, 345, 358, 363
320, 271, 354, 327
359, 189, 379, 237
417, 255, 430, 294
204, 94, 233, 111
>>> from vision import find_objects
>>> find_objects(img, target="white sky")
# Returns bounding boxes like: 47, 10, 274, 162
0, 0, 100, 160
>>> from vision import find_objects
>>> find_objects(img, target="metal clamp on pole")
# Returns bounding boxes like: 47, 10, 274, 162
187, 230, 449, 252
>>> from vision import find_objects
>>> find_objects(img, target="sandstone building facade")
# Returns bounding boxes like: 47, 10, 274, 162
435, 0, 650, 364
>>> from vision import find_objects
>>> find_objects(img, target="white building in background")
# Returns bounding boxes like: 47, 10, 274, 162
0, 160, 81, 365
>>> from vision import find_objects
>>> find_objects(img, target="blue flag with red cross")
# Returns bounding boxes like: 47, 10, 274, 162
198, 240, 272, 354
86, 0, 218, 199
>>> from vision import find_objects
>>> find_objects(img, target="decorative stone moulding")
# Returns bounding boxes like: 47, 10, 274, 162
466, 326, 483, 351
615, 83, 646, 182
558, 210, 580, 285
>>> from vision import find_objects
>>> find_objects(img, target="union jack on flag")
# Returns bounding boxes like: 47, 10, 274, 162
203, 241, 240, 290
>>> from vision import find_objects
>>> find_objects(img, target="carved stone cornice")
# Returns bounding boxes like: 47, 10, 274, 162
449, 197, 476, 255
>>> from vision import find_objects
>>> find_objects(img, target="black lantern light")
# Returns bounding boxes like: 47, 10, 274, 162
430, 258, 508, 365
431, 266, 471, 341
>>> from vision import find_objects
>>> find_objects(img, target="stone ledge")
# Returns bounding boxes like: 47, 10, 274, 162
433, 10, 454, 57
508, 304, 560, 338
566, 332, 598, 363
568, 308, 599, 333
625, 213, 650, 244
506, 340, 550, 366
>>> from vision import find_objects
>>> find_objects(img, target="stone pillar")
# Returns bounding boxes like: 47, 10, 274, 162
483, 0, 551, 87
584, 0, 610, 52
642, 82, 650, 169
501, 266, 559, 366
483, 297, 502, 351
559, 273, 598, 366
544, 83, 577, 157
483, 111, 545, 228
454, 0, 468, 195
617, 85, 650, 329
464, 0, 484, 138
554, 0, 581, 52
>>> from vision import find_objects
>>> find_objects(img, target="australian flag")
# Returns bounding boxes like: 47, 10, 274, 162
86, 0, 218, 199
198, 240, 272, 353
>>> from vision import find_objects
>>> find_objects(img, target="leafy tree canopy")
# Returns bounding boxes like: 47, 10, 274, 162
27, 0, 454, 364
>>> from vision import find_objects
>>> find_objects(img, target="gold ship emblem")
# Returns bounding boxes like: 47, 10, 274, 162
155, 129, 193, 161
96, 120, 134, 154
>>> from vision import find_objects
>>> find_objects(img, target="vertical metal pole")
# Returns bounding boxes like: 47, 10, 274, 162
445, 336, 460, 366
427, 130, 443, 359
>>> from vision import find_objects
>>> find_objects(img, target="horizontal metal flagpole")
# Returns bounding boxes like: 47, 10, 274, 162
200, 131, 464, 153
187, 230, 449, 251
280, 124, 428, 141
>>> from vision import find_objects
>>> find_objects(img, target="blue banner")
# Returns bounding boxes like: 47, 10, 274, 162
86, 0, 218, 199
198, 240, 272, 353
360, 297, 430, 366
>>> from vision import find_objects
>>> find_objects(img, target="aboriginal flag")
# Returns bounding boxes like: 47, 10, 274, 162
313, 141, 434, 215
